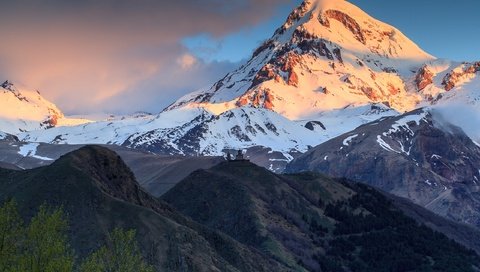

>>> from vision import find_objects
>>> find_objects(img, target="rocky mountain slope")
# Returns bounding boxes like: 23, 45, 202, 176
287, 108, 480, 228
163, 160, 480, 271
0, 146, 290, 271
0, 80, 90, 134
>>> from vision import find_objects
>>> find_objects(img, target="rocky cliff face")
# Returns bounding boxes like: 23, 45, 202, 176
287, 108, 480, 228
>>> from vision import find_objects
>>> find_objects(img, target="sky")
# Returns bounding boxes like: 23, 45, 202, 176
0, 0, 479, 115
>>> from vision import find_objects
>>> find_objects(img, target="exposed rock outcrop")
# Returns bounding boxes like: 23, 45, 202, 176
442, 62, 480, 91
415, 65, 434, 91
324, 10, 366, 44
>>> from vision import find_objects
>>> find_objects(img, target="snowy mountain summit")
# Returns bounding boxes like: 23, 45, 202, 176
0, 80, 90, 134
168, 0, 434, 118
18, 0, 480, 170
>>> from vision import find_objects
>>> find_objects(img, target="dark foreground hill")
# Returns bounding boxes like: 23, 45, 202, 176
1, 146, 479, 271
0, 139, 223, 197
0, 146, 289, 271
163, 161, 480, 272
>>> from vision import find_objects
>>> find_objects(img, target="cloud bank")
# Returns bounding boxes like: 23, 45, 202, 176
0, 0, 291, 114
432, 105, 480, 144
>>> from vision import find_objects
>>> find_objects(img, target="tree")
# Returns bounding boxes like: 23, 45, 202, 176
80, 228, 154, 272
18, 204, 74, 272
0, 200, 154, 271
0, 199, 23, 272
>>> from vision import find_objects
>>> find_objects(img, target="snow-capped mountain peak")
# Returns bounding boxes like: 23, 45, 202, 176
166, 0, 437, 120
0, 80, 90, 134
279, 0, 433, 61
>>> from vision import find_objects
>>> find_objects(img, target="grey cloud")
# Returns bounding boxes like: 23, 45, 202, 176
0, 0, 293, 114
101, 59, 242, 115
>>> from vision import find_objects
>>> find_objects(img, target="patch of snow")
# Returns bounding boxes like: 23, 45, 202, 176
343, 134, 358, 146
397, 140, 411, 156
376, 135, 400, 153
383, 110, 428, 138
18, 143, 53, 161
282, 153, 294, 161
269, 159, 289, 162
431, 154, 442, 160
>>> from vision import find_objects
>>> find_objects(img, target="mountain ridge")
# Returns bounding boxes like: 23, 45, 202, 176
0, 145, 291, 271
163, 160, 480, 271
16, 0, 480, 164
0, 80, 90, 134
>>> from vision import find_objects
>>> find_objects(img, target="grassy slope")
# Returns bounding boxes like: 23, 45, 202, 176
0, 146, 288, 272
163, 161, 480, 272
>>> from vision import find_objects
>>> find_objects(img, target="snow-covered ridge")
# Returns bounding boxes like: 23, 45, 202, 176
166, 0, 437, 121
415, 60, 480, 106
21, 103, 398, 158
0, 80, 91, 134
